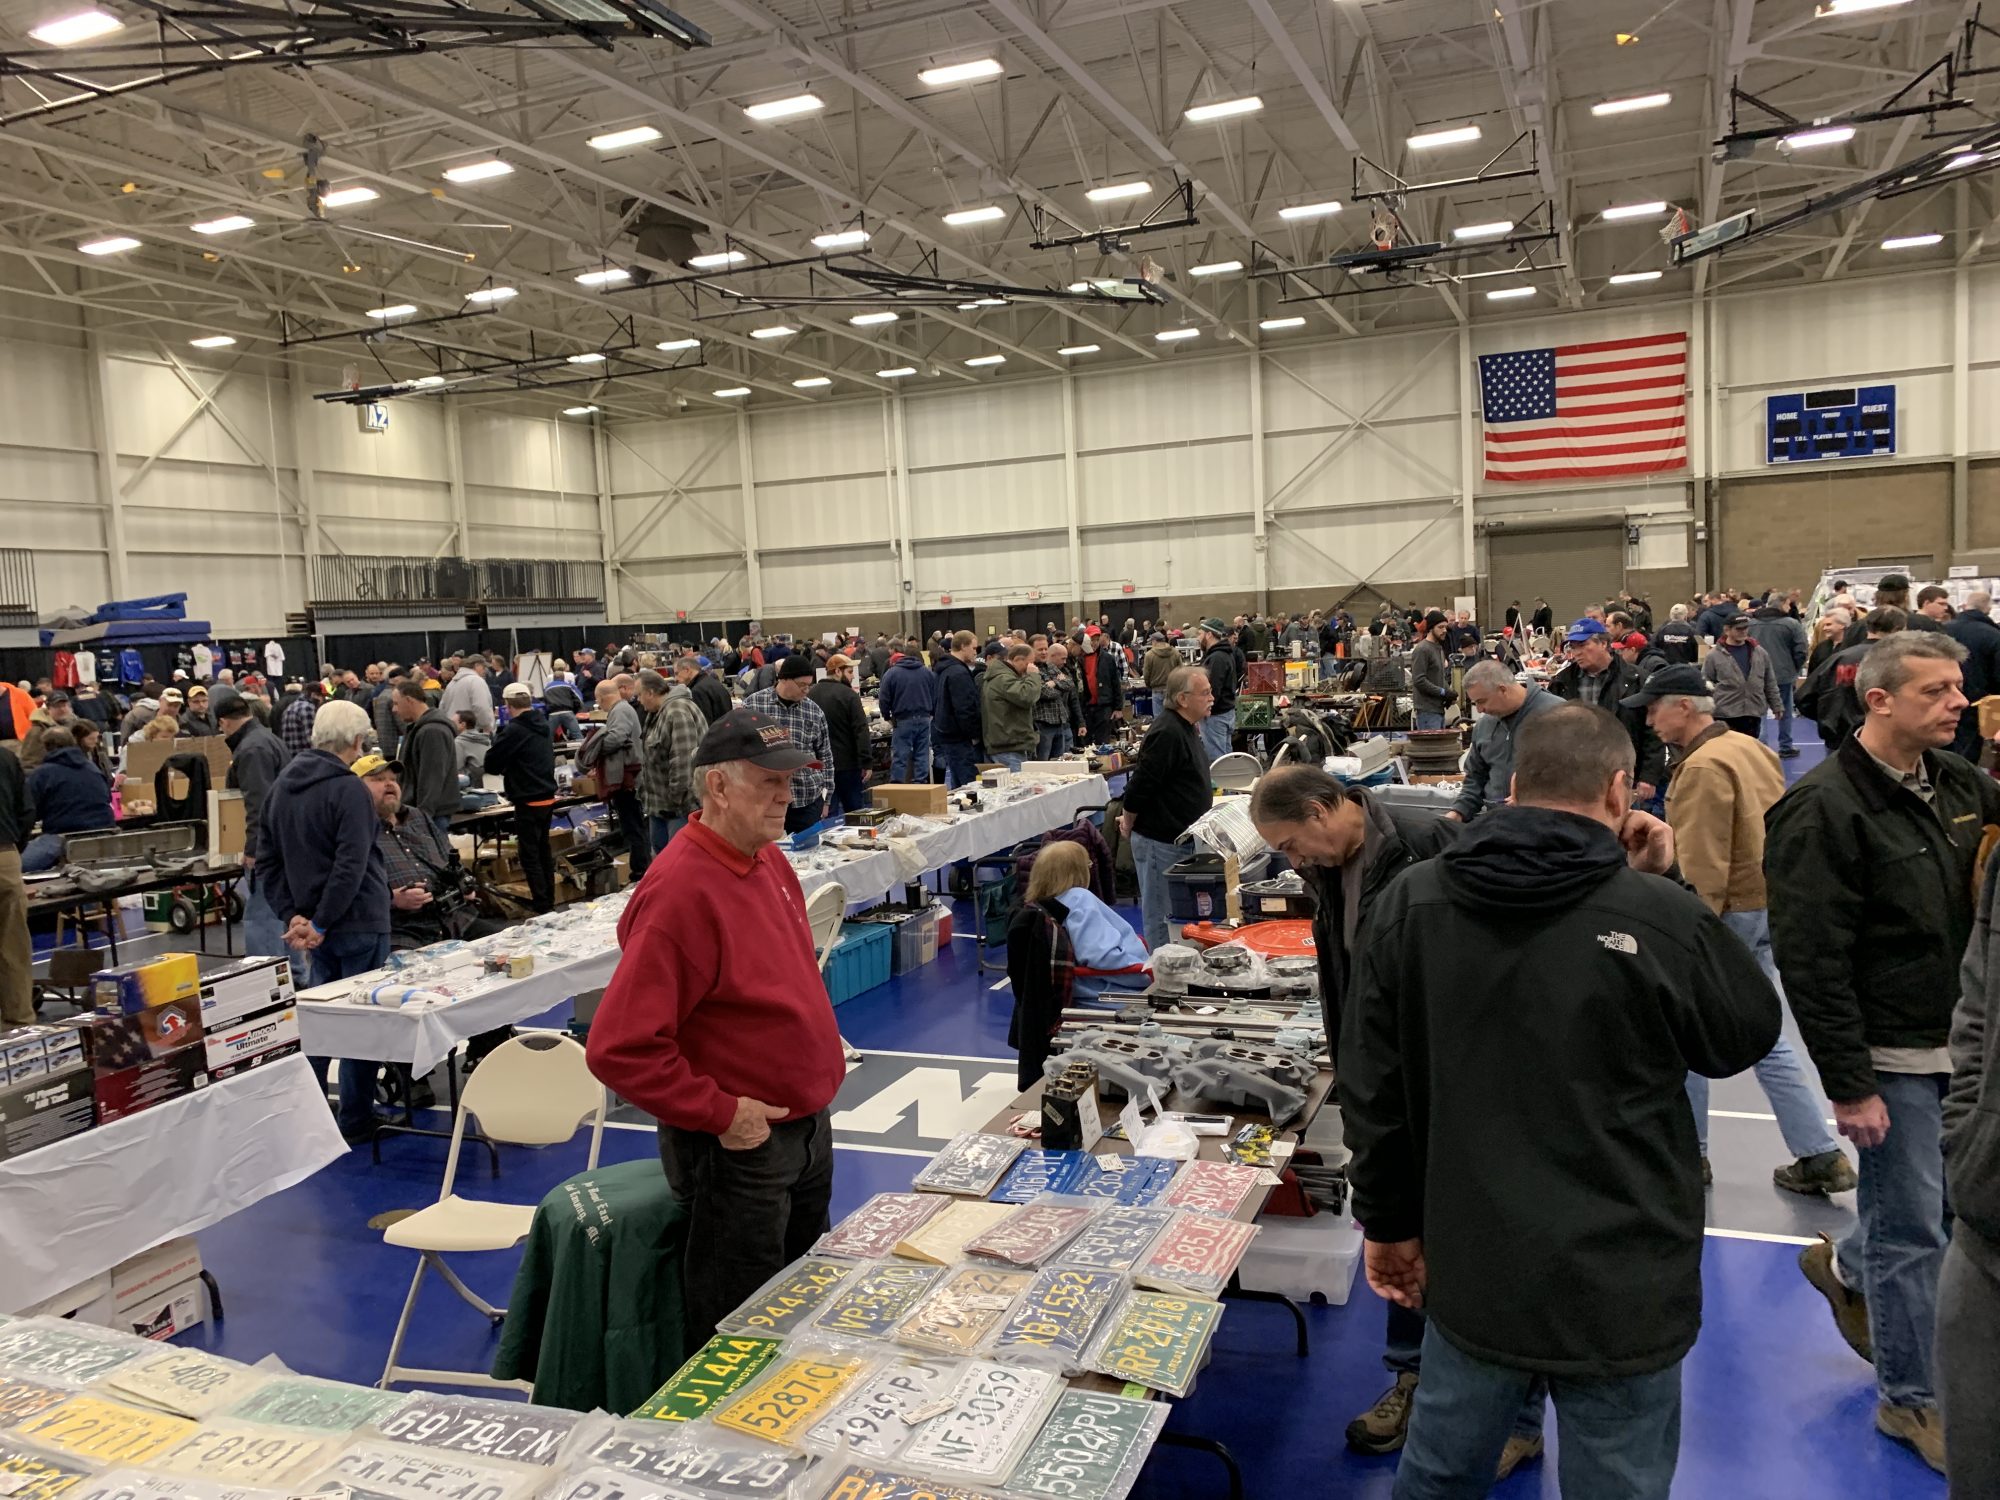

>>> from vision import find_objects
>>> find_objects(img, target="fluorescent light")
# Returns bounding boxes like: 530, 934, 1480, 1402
1086, 181, 1151, 203
563, 405, 598, 415
812, 229, 869, 250
1784, 125, 1855, 150
1189, 260, 1243, 277
1592, 92, 1672, 117
188, 335, 235, 349
1156, 328, 1199, 342
877, 366, 916, 378
319, 186, 378, 208
713, 387, 751, 397
464, 286, 516, 303
412, 375, 445, 387
687, 251, 746, 268
1607, 271, 1663, 285
1601, 200, 1668, 221
1409, 124, 1482, 149
1184, 97, 1263, 123
965, 354, 1005, 366
1279, 200, 1342, 221
849, 311, 898, 326
919, 58, 1002, 85
1259, 317, 1305, 331
943, 205, 1005, 226
575, 268, 630, 285
189, 214, 253, 235
1058, 344, 1099, 356
587, 125, 661, 151
29, 10, 123, 46
655, 337, 700, 351
973, 297, 1006, 307
566, 352, 605, 364
750, 325, 795, 339
956, 302, 984, 311
1816, 0, 1912, 15
793, 376, 831, 388
442, 159, 511, 183
1948, 152, 1985, 170
1454, 220, 1515, 241
1881, 232, 1943, 250
78, 235, 139, 255
1486, 287, 1536, 301
743, 93, 822, 122
1066, 282, 1090, 293
366, 304, 416, 318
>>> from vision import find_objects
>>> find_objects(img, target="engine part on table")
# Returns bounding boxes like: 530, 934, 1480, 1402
74, 864, 149, 893
1403, 729, 1467, 777
147, 852, 205, 877
1237, 871, 1316, 922
1271, 1026, 1327, 1064
1149, 943, 1201, 994
1272, 706, 1356, 769
1174, 1039, 1314, 1125
1199, 944, 1254, 976
30, 878, 79, 900
1265, 954, 1318, 981
1047, 1028, 1182, 1101
1186, 972, 1273, 1003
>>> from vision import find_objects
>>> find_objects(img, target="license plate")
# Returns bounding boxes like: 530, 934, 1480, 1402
1088, 1291, 1224, 1398
1160, 1161, 1262, 1218
810, 1263, 943, 1342
373, 1394, 581, 1466
103, 1350, 271, 1420
1066, 1157, 1178, 1206
816, 1194, 950, 1260
581, 1423, 688, 1482
716, 1258, 858, 1339
964, 1203, 1096, 1268
0, 1327, 148, 1385
1003, 1391, 1169, 1500
911, 1132, 1027, 1197
1052, 1206, 1174, 1274
0, 1377, 75, 1431
893, 1201, 1018, 1266
0, 1440, 94, 1500
630, 1432, 821, 1497
71, 1468, 304, 1500
989, 1268, 1124, 1368
16, 1396, 197, 1465
148, 1426, 338, 1486
709, 1354, 867, 1445
895, 1361, 1062, 1483
810, 1465, 1001, 1500
895, 1267, 1031, 1357
1135, 1215, 1258, 1297
317, 1439, 542, 1500
989, 1150, 1087, 1204
629, 1338, 782, 1423
802, 1357, 956, 1460
220, 1378, 406, 1434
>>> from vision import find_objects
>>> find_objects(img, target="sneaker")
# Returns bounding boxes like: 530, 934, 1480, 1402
1779, 746, 1801, 759
1496, 1434, 1544, 1480
1798, 1232, 1873, 1364
1344, 1372, 1417, 1455
1774, 1149, 1857, 1196
1876, 1403, 1945, 1473
1701, 1156, 1712, 1187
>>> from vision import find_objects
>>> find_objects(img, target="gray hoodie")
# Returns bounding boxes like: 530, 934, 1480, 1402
454, 728, 492, 784
1453, 684, 1561, 821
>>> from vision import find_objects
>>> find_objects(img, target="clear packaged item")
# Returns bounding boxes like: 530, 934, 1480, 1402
367, 1392, 584, 1468
987, 1150, 1086, 1204
799, 1356, 958, 1460
707, 1348, 874, 1447
985, 1268, 1125, 1373
1049, 1206, 1175, 1276
311, 1439, 545, 1500
220, 1377, 405, 1434
816, 1195, 950, 1261
910, 1134, 1027, 1198
147, 1424, 342, 1486
891, 1361, 1062, 1487
803, 1465, 998, 1500
70, 1469, 298, 1500
1196, 944, 1253, 977
892, 1268, 1031, 1358
630, 1337, 785, 1423
1064, 1157, 1178, 1206
0, 1438, 100, 1500
809, 1264, 945, 1344
715, 1259, 861, 1339
0, 1322, 152, 1385
101, 1349, 272, 1420
892, 1202, 1017, 1266
1135, 1213, 1258, 1298
999, 1390, 1169, 1500
580, 1420, 698, 1480
961, 1199, 1098, 1269
0, 1375, 81, 1432
1085, 1289, 1225, 1398
1160, 1159, 1265, 1218
1145, 945, 1200, 995
16, 1393, 197, 1466
557, 1437, 820, 1500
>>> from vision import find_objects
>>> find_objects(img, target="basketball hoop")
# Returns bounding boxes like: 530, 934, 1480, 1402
341, 363, 360, 392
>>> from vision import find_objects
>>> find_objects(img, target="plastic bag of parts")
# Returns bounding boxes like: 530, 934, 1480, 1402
1147, 944, 1201, 994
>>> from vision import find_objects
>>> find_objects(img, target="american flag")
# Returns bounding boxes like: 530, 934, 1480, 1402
1478, 332, 1689, 482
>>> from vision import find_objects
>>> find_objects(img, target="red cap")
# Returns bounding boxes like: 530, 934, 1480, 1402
1084, 624, 1101, 636
1618, 632, 1649, 649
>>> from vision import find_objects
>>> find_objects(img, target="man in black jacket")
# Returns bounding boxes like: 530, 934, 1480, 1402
1766, 629, 2000, 1473
216, 686, 295, 970
1797, 605, 1904, 750
1196, 619, 1237, 763
391, 680, 459, 835
678, 656, 732, 725
1343, 704, 1777, 1499
0, 742, 29, 1024
1844, 573, 1943, 647
807, 654, 871, 816
1118, 665, 1213, 951
1547, 617, 1664, 803
485, 683, 558, 912
1076, 625, 1125, 744
931, 630, 983, 788
1944, 588, 2000, 760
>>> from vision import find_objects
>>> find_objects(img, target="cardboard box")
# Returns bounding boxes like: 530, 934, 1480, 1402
93, 1044, 209, 1123
0, 1064, 96, 1160
123, 1277, 209, 1340
199, 954, 296, 1030
76, 998, 204, 1073
202, 1005, 299, 1080
113, 1239, 208, 1339
570, 772, 602, 799
92, 953, 201, 1016
123, 733, 232, 792
206, 789, 245, 861
871, 782, 948, 817
1981, 695, 2000, 740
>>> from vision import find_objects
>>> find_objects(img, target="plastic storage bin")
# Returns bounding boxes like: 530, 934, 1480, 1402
892, 908, 940, 974
824, 922, 893, 1006
1166, 852, 1230, 924
1235, 1210, 1364, 1305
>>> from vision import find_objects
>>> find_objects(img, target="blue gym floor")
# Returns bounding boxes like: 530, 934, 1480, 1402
153, 713, 1941, 1498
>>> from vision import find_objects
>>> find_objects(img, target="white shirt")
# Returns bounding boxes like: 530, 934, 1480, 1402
192, 644, 213, 680
74, 651, 95, 686
264, 641, 285, 677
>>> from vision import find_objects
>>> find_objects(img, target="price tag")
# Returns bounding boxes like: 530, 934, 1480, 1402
710, 1355, 867, 1445
373, 1394, 581, 1467
17, 1396, 196, 1466
629, 1338, 781, 1424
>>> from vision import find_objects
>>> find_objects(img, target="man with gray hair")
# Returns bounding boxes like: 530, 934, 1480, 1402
440, 654, 494, 734
582, 678, 650, 880
1448, 661, 1559, 823
1767, 629, 2000, 1472
1119, 665, 1214, 950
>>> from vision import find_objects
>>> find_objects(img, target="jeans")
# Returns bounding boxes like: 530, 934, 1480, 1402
20, 833, 63, 873
658, 1109, 835, 1343
547, 710, 581, 742
514, 802, 556, 913
1130, 832, 1189, 952
1322, 653, 1340, 680
306, 929, 392, 1138
649, 812, 688, 854
610, 789, 651, 882
1834, 1069, 1950, 1407
890, 720, 931, 783
1414, 710, 1446, 732
830, 769, 869, 818
1036, 726, 1073, 760
1774, 678, 1796, 752
1395, 1324, 1681, 1500
784, 796, 828, 835
1684, 910, 1841, 1159
1937, 1237, 2000, 1495
937, 739, 979, 789
242, 871, 304, 987
1384, 1302, 1546, 1437
1198, 711, 1234, 764
991, 752, 1024, 773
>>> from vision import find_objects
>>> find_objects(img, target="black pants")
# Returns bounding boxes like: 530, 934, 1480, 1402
610, 788, 651, 881
784, 797, 826, 835
831, 768, 868, 818
514, 802, 556, 912
1084, 706, 1118, 745
1725, 716, 1762, 738
658, 1109, 835, 1344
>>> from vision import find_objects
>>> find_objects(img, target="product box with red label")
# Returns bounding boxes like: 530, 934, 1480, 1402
76, 998, 204, 1074
92, 952, 201, 1015
199, 954, 296, 1031
94, 1044, 209, 1123
0, 1064, 95, 1161
203, 1004, 299, 1081
112, 1238, 209, 1339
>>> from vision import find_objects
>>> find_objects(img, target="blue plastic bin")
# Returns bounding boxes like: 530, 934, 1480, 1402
824, 922, 893, 1007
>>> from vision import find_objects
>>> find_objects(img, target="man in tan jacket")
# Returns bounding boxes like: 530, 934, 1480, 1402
1622, 664, 1855, 1196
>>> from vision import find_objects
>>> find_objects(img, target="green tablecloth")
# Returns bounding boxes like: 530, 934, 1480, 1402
491, 1155, 689, 1412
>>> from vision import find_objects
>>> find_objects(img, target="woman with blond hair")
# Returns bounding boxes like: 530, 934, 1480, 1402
1005, 841, 1152, 1086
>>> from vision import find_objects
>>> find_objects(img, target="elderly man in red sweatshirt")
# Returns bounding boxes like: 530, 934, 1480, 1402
586, 707, 847, 1341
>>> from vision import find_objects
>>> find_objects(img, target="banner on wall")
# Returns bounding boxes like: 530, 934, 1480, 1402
1477, 332, 1689, 483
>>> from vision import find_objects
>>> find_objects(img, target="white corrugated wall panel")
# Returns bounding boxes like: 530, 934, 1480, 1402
908, 458, 1066, 537
1261, 333, 1459, 433
1081, 520, 1254, 596
913, 534, 1069, 601
1077, 441, 1252, 525
460, 410, 560, 492
761, 546, 898, 613
606, 417, 740, 494
1269, 501, 1462, 592
622, 558, 748, 618
1972, 266, 2000, 365
1719, 274, 1950, 391
1472, 302, 1693, 361
465, 486, 601, 557
311, 393, 447, 482
0, 340, 93, 453
906, 383, 1062, 468
749, 404, 885, 484
757, 474, 893, 552
1265, 421, 1460, 510
1075, 361, 1250, 449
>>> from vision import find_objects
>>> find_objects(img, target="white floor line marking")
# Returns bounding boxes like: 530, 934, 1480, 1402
847, 1047, 1016, 1064
1710, 1109, 1779, 1122
833, 1142, 938, 1159
1704, 1226, 1816, 1247
989, 979, 1011, 992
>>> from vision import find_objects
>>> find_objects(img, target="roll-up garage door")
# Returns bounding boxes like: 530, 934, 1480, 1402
1486, 525, 1624, 627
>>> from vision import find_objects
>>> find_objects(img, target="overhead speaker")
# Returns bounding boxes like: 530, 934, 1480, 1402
623, 201, 706, 285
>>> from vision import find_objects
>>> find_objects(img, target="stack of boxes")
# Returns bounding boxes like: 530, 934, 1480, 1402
0, 1020, 93, 1160
198, 955, 300, 1082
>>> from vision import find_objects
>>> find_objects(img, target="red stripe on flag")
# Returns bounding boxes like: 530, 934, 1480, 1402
1485, 416, 1687, 444
1485, 435, 1685, 463
1554, 332, 1689, 358
1484, 460, 1687, 481
1558, 395, 1685, 418
1554, 352, 1686, 377
1557, 373, 1685, 398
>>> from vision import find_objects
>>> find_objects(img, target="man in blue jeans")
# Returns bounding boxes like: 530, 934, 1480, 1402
876, 639, 935, 782
932, 631, 983, 788
260, 698, 393, 1144
1118, 666, 1213, 951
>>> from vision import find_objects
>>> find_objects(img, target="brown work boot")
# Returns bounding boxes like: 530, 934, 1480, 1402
1876, 1403, 1945, 1473
1344, 1372, 1417, 1455
1496, 1433, 1544, 1479
1798, 1232, 1873, 1364
1774, 1149, 1857, 1196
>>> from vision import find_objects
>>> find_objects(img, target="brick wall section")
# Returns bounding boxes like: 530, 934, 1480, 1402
1717, 464, 1951, 592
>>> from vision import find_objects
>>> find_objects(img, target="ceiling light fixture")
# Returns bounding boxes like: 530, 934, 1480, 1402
1409, 123, 1482, 149
188, 335, 235, 348
812, 229, 869, 249
1607, 270, 1663, 285
1948, 152, 1985, 170
563, 405, 598, 415
656, 338, 700, 351
1601, 200, 1669, 221
464, 286, 516, 302
849, 311, 899, 326
1086, 181, 1151, 202
412, 375, 445, 387
1259, 317, 1305, 330
78, 235, 139, 255
1454, 220, 1515, 240
1188, 260, 1243, 277
586, 125, 661, 151
713, 387, 751, 397
1065, 282, 1090, 293
575, 268, 630, 285
366, 304, 417, 318
1184, 96, 1262, 123
943, 205, 1005, 226
1486, 286, 1537, 301
1881, 232, 1943, 250
750, 325, 795, 339
793, 376, 831, 388
189, 214, 253, 235
919, 58, 1002, 85
956, 302, 984, 311
1815, 0, 1912, 15
1784, 125, 1856, 149
1155, 328, 1199, 342
1278, 200, 1342, 221
30, 10, 123, 46
965, 354, 1005, 366
442, 159, 511, 183
743, 93, 823, 122
1591, 92, 1672, 116
877, 366, 916, 377
319, 186, 378, 208
1058, 344, 1100, 356
687, 251, 746, 268
566, 352, 605, 364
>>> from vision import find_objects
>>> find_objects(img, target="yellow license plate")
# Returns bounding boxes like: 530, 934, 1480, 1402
17, 1396, 197, 1465
710, 1356, 865, 1444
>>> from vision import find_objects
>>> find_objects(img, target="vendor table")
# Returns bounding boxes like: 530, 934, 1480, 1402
0, 1053, 347, 1314
26, 860, 246, 963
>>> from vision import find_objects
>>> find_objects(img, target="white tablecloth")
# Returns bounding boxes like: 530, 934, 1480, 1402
0, 1054, 347, 1314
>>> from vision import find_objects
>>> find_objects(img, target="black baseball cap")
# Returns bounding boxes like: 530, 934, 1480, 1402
777, 655, 817, 681
209, 686, 248, 719
1620, 663, 1706, 708
693, 708, 820, 770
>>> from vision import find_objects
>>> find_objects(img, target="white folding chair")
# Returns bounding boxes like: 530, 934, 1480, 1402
806, 881, 864, 1064
1209, 751, 1263, 792
377, 1032, 606, 1391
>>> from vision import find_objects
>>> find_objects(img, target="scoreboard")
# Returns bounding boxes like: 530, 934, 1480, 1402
1766, 385, 1895, 465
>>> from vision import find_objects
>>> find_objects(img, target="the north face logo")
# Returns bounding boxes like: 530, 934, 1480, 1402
1597, 931, 1638, 955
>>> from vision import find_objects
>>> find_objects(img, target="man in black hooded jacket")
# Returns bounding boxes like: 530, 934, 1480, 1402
1342, 704, 1777, 1500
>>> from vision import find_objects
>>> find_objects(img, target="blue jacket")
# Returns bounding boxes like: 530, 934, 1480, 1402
932, 655, 981, 743
263, 748, 390, 936
27, 747, 113, 836
876, 654, 937, 722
